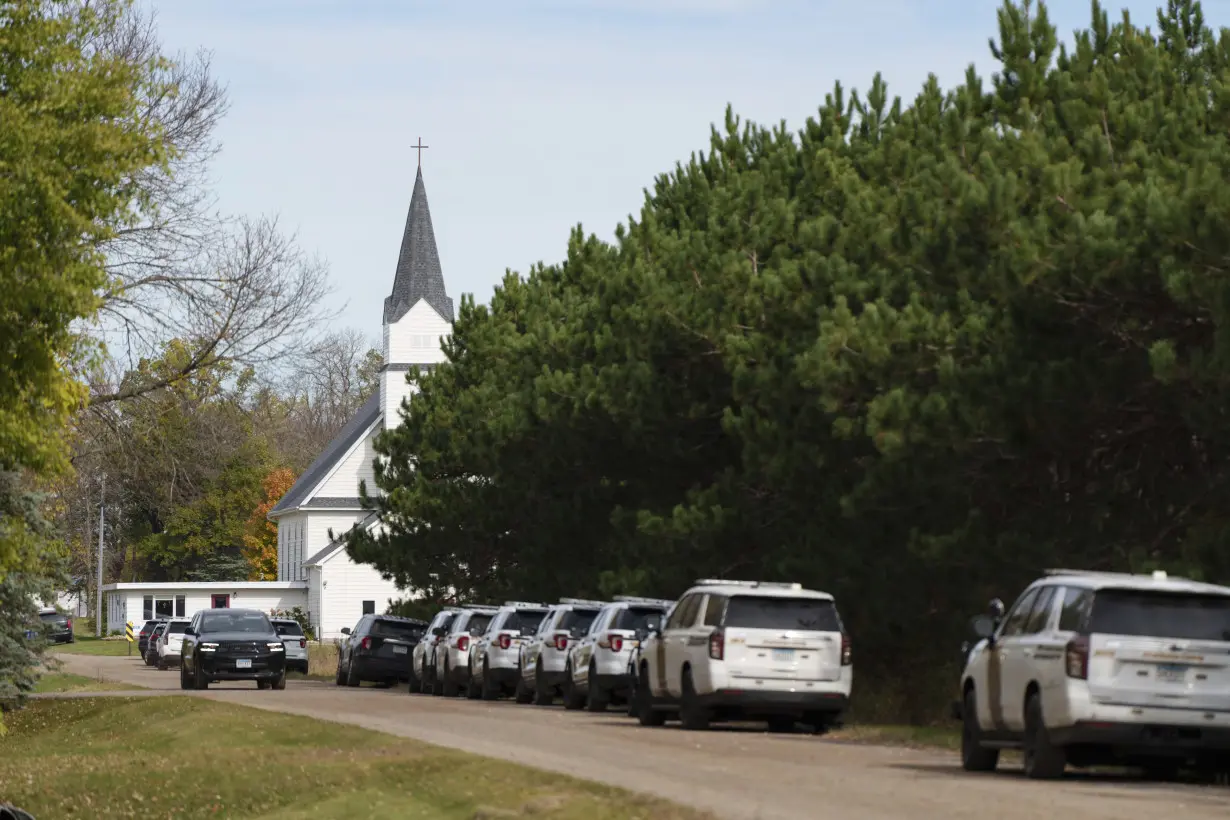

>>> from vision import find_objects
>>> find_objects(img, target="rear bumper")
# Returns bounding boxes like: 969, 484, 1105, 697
485, 665, 520, 685
355, 655, 412, 680
591, 672, 632, 693
699, 689, 849, 715
1051, 720, 1230, 753
286, 658, 309, 674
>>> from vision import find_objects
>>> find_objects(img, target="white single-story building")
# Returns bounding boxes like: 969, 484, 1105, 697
103, 581, 308, 633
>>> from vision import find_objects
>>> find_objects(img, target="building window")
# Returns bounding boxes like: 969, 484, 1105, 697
362, 600, 375, 616
410, 334, 435, 349
142, 595, 153, 621
175, 595, 186, 618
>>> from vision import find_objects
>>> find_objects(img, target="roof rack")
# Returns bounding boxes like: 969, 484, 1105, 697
613, 595, 675, 607
503, 600, 549, 609
693, 579, 803, 591
559, 597, 607, 607
1043, 568, 1186, 582
457, 602, 500, 611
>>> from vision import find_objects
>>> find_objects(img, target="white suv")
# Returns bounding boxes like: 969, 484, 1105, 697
563, 596, 672, 712
156, 619, 191, 670
466, 602, 550, 700
435, 604, 499, 697
517, 598, 606, 706
413, 607, 459, 695
957, 568, 1230, 780
636, 579, 852, 733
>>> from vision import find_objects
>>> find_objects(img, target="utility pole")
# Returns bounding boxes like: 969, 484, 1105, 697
95, 475, 105, 638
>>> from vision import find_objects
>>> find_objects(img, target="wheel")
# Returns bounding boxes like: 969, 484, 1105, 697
679, 667, 710, 731
533, 662, 554, 706
179, 660, 191, 690
481, 661, 500, 701
466, 664, 482, 700
562, 665, 585, 710
514, 666, 534, 704
193, 657, 208, 690
408, 659, 421, 693
257, 680, 270, 690
441, 661, 460, 697
636, 665, 667, 727
960, 689, 999, 772
766, 716, 795, 733
1023, 693, 1065, 779
335, 659, 344, 686
271, 672, 286, 691
345, 658, 361, 687
803, 712, 835, 735
586, 664, 609, 712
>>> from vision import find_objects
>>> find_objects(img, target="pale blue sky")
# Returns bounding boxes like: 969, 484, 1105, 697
146, 0, 1202, 338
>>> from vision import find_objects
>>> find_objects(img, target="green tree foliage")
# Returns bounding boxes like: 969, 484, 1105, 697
352, 0, 1230, 721
0, 0, 166, 579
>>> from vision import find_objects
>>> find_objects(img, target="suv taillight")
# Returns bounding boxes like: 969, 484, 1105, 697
840, 634, 852, 666
457, 635, 470, 652
65, 619, 72, 631
1065, 636, 1089, 679
497, 634, 512, 650
360, 636, 372, 651
299, 639, 306, 648
708, 629, 724, 661
609, 634, 623, 653
554, 634, 568, 651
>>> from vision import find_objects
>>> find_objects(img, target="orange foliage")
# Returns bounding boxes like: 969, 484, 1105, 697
242, 467, 296, 581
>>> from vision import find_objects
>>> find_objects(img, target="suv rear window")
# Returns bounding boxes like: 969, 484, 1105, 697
611, 606, 666, 631
371, 619, 426, 641
166, 621, 189, 634
505, 609, 547, 634
39, 612, 66, 623
1091, 590, 1230, 642
272, 621, 303, 636
724, 596, 842, 632
558, 609, 599, 633
464, 613, 493, 634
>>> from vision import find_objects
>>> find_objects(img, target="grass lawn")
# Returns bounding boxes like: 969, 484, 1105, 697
31, 672, 139, 694
51, 639, 139, 657
0, 697, 710, 820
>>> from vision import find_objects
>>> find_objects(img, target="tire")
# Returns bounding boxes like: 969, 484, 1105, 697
1023, 693, 1065, 780
335, 659, 344, 686
271, 672, 286, 691
481, 661, 500, 701
408, 659, 421, 694
193, 658, 208, 690
562, 665, 585, 711
441, 660, 460, 697
533, 663, 553, 706
466, 664, 482, 700
679, 667, 710, 731
514, 667, 534, 704
636, 665, 667, 727
179, 660, 191, 691
257, 680, 270, 690
586, 664, 609, 713
345, 657, 361, 687
960, 689, 999, 772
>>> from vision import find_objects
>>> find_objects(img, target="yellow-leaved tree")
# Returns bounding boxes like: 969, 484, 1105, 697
242, 468, 296, 581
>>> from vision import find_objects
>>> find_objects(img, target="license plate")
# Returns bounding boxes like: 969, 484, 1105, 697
1156, 664, 1187, 683
393, 645, 408, 654
772, 648, 795, 663
235, 658, 252, 669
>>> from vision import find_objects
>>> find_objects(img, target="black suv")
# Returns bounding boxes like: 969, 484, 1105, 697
337, 614, 428, 687
38, 609, 74, 644
137, 618, 165, 655
180, 608, 287, 690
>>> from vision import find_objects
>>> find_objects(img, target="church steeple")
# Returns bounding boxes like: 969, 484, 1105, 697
383, 165, 453, 324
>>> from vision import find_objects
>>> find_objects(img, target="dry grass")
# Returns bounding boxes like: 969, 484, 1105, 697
0, 697, 710, 819
307, 640, 340, 677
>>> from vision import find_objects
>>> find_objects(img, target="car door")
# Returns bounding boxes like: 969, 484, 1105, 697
183, 614, 200, 673
525, 609, 556, 674
654, 594, 694, 696
1000, 585, 1060, 731
664, 594, 702, 697
573, 608, 608, 681
474, 611, 501, 671
988, 587, 1039, 732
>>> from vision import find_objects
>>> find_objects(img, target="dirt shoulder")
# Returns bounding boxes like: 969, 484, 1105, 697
51, 652, 1230, 820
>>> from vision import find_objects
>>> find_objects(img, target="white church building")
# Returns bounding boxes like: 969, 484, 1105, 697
105, 167, 450, 639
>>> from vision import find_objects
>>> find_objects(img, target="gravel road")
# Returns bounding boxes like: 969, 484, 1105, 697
51, 653, 1228, 820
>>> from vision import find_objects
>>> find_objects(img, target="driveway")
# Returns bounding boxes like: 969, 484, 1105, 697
50, 652, 1228, 820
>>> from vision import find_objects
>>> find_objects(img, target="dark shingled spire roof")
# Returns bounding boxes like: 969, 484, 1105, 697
383, 167, 454, 324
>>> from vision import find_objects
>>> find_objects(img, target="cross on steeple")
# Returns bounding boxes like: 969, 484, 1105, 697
413, 137, 428, 169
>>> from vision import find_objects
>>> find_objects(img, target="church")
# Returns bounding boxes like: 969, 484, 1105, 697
103, 164, 451, 640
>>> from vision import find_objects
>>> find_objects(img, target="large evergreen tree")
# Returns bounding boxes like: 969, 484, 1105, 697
351, 0, 1230, 721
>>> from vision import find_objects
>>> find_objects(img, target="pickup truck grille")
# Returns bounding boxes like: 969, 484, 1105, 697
217, 641, 265, 658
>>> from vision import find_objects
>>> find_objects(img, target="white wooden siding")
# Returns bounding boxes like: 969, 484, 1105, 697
317, 428, 378, 497
381, 300, 451, 425
308, 565, 323, 636
306, 512, 367, 568
317, 554, 403, 639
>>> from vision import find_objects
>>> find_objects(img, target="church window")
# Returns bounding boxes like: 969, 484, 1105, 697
410, 334, 435, 349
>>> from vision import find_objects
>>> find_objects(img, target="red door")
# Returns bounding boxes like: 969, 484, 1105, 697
211, 594, 230, 609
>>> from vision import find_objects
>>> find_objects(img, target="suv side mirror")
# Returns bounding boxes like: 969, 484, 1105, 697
431, 626, 446, 637
987, 598, 1005, 620
970, 614, 996, 640
340, 627, 351, 636
184, 627, 195, 636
